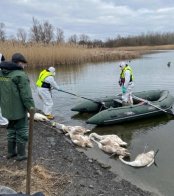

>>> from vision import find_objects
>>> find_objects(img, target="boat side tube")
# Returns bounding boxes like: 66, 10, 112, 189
87, 91, 174, 125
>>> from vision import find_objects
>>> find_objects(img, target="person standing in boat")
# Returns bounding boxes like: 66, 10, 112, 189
36, 67, 60, 120
118, 61, 134, 106
0, 53, 9, 126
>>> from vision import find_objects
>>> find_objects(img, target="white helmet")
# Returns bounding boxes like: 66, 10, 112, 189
119, 61, 126, 68
48, 67, 56, 75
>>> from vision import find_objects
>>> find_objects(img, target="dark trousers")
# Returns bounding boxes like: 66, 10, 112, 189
7, 115, 28, 143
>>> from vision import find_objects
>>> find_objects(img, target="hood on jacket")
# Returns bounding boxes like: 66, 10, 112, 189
0, 61, 23, 71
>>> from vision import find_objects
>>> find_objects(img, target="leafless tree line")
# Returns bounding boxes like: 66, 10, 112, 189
104, 33, 174, 47
1, 18, 174, 47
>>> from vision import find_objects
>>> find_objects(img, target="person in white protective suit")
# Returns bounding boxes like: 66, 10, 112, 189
118, 61, 134, 106
0, 53, 9, 126
36, 67, 60, 120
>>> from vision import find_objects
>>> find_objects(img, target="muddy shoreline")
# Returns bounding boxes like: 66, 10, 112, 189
0, 121, 155, 196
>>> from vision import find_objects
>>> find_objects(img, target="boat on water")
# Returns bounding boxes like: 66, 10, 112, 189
71, 90, 174, 125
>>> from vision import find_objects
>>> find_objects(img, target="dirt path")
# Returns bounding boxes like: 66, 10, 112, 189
0, 121, 154, 196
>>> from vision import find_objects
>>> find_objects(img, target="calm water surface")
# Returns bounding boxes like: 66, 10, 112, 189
29, 50, 174, 196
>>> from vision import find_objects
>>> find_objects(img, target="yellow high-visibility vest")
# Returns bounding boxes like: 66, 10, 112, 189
119, 65, 134, 85
36, 69, 54, 87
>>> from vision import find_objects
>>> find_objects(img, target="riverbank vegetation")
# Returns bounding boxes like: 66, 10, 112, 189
0, 41, 140, 67
1, 41, 174, 68
1, 18, 174, 67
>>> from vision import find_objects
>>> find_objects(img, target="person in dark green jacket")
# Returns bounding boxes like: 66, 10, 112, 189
0, 53, 35, 161
0, 53, 9, 126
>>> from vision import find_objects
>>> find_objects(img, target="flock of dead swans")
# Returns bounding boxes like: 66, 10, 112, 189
28, 112, 158, 168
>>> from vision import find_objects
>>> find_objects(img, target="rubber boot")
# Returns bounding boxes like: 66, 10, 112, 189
16, 143, 27, 161
6, 141, 17, 159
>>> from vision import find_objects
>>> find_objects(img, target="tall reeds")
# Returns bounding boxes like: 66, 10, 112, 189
0, 41, 173, 68
0, 41, 92, 67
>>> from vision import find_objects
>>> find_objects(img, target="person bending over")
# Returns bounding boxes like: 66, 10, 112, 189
36, 67, 60, 120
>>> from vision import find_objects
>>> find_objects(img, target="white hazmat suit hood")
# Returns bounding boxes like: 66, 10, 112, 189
48, 67, 56, 76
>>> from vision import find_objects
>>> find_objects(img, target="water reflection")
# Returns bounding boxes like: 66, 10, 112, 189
27, 63, 89, 87
90, 115, 171, 143
71, 112, 94, 121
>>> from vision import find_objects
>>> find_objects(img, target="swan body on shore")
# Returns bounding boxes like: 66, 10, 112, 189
27, 113, 49, 121
52, 122, 93, 148
119, 150, 155, 167
52, 122, 69, 133
53, 122, 91, 135
67, 131, 93, 148
66, 126, 91, 135
89, 132, 127, 147
91, 137, 129, 156
99, 137, 120, 147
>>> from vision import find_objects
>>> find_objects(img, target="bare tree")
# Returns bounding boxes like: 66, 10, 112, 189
55, 28, 64, 44
30, 17, 41, 42
42, 21, 54, 44
68, 34, 78, 44
79, 34, 90, 45
92, 39, 104, 47
30, 17, 54, 44
17, 28, 27, 43
0, 22, 6, 41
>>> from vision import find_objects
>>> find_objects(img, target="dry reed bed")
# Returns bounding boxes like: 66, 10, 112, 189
0, 164, 71, 196
1, 41, 174, 68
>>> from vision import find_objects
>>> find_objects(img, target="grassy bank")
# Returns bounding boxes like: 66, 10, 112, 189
1, 41, 174, 68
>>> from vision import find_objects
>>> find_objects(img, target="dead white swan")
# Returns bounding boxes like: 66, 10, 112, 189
91, 137, 129, 157
52, 122, 68, 132
52, 122, 91, 135
51, 122, 93, 148
27, 113, 49, 121
89, 132, 127, 147
66, 129, 93, 148
119, 150, 155, 167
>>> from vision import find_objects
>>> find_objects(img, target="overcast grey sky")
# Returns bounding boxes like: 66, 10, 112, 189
1, 0, 174, 41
